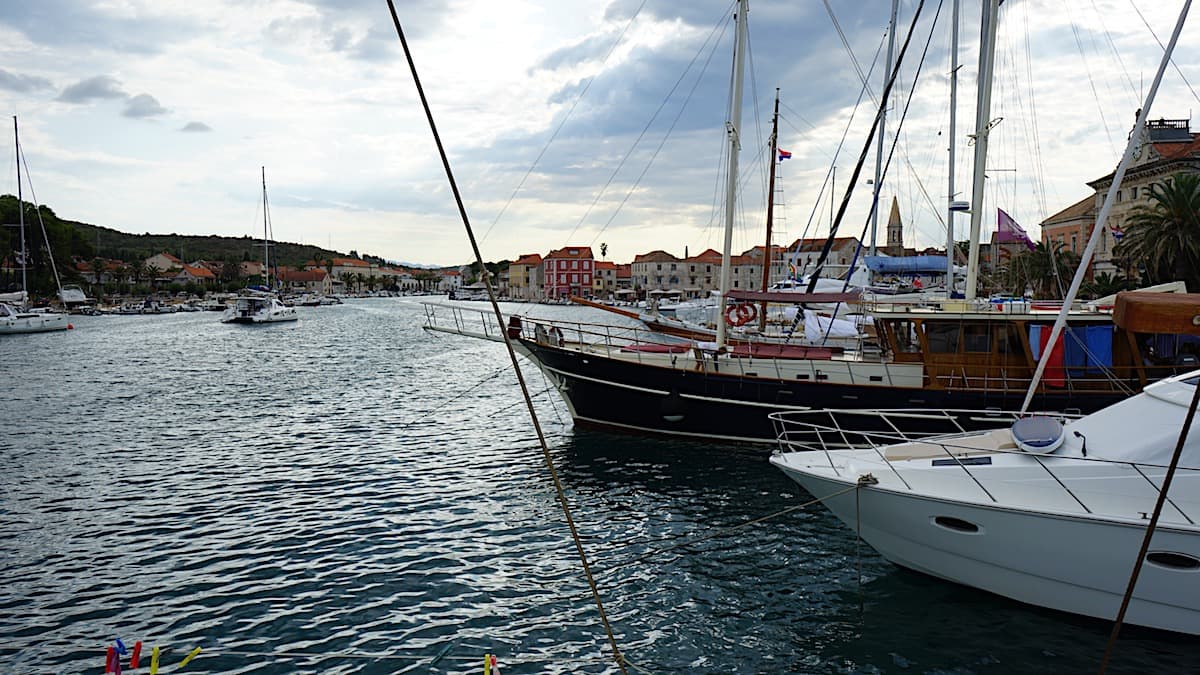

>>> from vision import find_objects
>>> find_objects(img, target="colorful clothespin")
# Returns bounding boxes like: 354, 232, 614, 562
149, 646, 161, 675
484, 653, 491, 675
105, 646, 115, 673
178, 647, 202, 669
131, 641, 143, 669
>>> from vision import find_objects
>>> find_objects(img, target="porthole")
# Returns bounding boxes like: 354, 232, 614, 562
1146, 551, 1200, 571
933, 516, 980, 534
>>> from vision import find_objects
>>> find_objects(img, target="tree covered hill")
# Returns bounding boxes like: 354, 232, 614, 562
1, 194, 367, 294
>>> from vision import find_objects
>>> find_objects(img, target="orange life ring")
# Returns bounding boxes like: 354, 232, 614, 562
725, 302, 757, 327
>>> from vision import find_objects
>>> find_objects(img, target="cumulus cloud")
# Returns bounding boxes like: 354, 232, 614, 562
0, 68, 53, 93
180, 121, 212, 132
58, 75, 127, 102
122, 94, 170, 118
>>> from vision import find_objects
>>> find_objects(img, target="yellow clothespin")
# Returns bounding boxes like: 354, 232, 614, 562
178, 647, 203, 669
484, 652, 491, 675
149, 646, 160, 675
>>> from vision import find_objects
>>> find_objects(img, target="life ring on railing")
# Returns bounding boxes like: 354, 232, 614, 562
725, 303, 757, 327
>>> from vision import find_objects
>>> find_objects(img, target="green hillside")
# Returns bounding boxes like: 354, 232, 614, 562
1, 194, 352, 296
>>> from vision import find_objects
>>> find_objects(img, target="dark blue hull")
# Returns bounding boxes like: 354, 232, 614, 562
522, 340, 1127, 445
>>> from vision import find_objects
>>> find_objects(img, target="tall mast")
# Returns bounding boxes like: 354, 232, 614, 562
965, 0, 999, 301
14, 116, 26, 309
870, 0, 900, 258
262, 166, 270, 290
1021, 0, 1191, 412
946, 0, 960, 292
716, 0, 750, 349
758, 88, 781, 331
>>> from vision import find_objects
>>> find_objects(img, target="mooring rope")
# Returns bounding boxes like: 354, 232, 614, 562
384, 4, 628, 672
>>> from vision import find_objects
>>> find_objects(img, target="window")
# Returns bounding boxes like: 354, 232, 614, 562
996, 324, 1024, 355
925, 323, 960, 354
583, 261, 590, 270
890, 320, 920, 353
1116, 190, 1123, 202
1131, 187, 1138, 199
1071, 235, 1077, 252
962, 324, 991, 353
690, 265, 696, 272
656, 264, 662, 271
670, 263, 677, 271
571, 274, 578, 283
571, 260, 578, 270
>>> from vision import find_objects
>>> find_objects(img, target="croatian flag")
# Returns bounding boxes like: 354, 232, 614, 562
778, 149, 792, 161
1110, 225, 1125, 241
997, 208, 1035, 251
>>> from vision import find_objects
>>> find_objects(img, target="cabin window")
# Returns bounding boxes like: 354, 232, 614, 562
963, 324, 992, 353
891, 320, 920, 353
925, 323, 960, 354
996, 324, 1024, 355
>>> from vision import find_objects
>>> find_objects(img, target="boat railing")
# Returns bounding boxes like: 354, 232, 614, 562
421, 301, 691, 355
770, 408, 1199, 523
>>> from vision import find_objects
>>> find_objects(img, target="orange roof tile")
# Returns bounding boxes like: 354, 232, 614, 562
545, 246, 594, 260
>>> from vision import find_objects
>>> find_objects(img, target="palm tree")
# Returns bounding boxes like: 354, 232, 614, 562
1080, 271, 1128, 299
999, 242, 1078, 299
1118, 172, 1200, 290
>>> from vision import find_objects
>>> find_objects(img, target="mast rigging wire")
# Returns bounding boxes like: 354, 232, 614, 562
480, 0, 650, 246
572, 1, 735, 247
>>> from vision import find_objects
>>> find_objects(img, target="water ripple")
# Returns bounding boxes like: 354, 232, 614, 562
3, 300, 1200, 673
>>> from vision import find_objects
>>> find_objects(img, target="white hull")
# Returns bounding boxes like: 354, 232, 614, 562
0, 305, 69, 334
220, 295, 298, 324
772, 452, 1200, 634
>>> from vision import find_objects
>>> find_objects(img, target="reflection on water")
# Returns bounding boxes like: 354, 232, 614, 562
1, 299, 1197, 673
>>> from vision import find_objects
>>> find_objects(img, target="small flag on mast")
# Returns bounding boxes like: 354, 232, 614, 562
778, 149, 792, 161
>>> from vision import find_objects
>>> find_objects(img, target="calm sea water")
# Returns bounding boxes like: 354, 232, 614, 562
2, 298, 1199, 674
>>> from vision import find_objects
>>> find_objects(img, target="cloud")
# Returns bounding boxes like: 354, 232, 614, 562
57, 75, 128, 103
123, 93, 170, 118
0, 0, 195, 54
181, 121, 213, 132
0, 68, 53, 93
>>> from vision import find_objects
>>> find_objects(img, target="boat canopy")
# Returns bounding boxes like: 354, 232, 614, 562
864, 255, 949, 274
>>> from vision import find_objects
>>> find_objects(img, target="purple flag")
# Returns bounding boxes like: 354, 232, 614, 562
997, 208, 1036, 251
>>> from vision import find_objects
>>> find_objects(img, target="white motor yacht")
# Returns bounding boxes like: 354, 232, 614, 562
220, 294, 298, 324
770, 371, 1200, 635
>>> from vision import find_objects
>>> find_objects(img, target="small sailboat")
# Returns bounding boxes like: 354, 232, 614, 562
1, 116, 68, 336
221, 167, 298, 325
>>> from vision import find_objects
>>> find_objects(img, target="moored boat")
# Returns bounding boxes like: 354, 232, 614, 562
769, 369, 1200, 635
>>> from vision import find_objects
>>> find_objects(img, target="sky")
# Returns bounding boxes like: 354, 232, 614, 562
1, 0, 1197, 267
